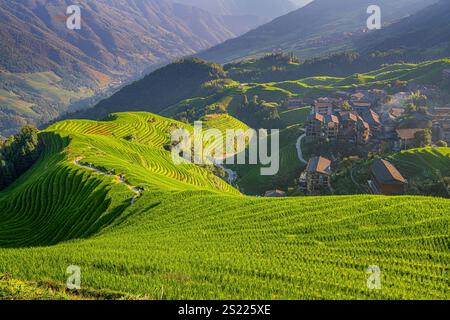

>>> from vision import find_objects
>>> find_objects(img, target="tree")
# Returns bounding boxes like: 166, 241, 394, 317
414, 129, 432, 147
405, 102, 417, 114
436, 140, 448, 147
418, 106, 429, 114
0, 126, 42, 191
409, 91, 428, 108
342, 101, 351, 111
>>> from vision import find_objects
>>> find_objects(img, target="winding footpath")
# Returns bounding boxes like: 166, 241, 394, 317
296, 133, 308, 165
73, 157, 142, 205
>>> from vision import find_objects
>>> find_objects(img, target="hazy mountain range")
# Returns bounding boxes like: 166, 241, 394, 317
73, 0, 450, 123
0, 0, 445, 138
172, 0, 301, 20
197, 0, 438, 63
0, 0, 291, 137
356, 0, 450, 60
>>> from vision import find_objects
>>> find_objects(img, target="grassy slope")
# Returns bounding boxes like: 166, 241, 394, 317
388, 148, 450, 178
0, 71, 95, 137
201, 59, 450, 193
267, 59, 450, 98
387, 147, 450, 197
0, 112, 238, 248
0, 273, 139, 300
0, 112, 448, 300
230, 125, 304, 195
164, 58, 450, 124
332, 148, 450, 197
280, 106, 311, 127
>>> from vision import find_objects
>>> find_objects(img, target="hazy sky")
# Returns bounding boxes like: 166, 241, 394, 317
290, 0, 313, 8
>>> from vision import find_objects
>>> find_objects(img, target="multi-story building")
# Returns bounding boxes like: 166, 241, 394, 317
432, 106, 450, 125
306, 113, 324, 141
351, 101, 372, 114
324, 115, 340, 140
360, 109, 382, 137
338, 111, 358, 140
313, 98, 334, 116
305, 156, 332, 195
356, 118, 370, 144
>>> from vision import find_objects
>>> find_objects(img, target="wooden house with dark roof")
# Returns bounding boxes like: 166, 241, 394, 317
338, 111, 358, 139
395, 128, 422, 149
371, 159, 407, 195
351, 101, 372, 113
305, 156, 332, 195
356, 118, 370, 144
324, 115, 340, 139
306, 113, 324, 141
360, 109, 382, 135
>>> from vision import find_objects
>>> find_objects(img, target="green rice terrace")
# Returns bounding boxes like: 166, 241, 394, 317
0, 112, 449, 299
158, 58, 450, 128
332, 147, 450, 197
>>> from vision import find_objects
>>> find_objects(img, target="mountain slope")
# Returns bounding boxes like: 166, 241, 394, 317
172, 0, 297, 20
290, 0, 313, 7
74, 57, 450, 127
66, 59, 227, 121
0, 0, 259, 137
197, 0, 438, 63
356, 0, 450, 60
0, 112, 239, 247
0, 111, 448, 299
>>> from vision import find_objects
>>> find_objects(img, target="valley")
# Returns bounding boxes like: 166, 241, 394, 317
0, 0, 449, 302
0, 112, 448, 299
0, 0, 286, 138
68, 56, 450, 196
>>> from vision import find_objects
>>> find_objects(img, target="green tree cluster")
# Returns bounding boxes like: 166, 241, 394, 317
236, 95, 281, 129
414, 128, 432, 147
0, 126, 42, 190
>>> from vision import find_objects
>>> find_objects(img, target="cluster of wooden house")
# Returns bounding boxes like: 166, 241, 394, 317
297, 155, 407, 196
272, 85, 450, 198
385, 105, 450, 150
305, 94, 383, 144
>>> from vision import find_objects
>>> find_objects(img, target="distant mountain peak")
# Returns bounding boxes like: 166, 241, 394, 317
171, 0, 298, 20
196, 0, 438, 63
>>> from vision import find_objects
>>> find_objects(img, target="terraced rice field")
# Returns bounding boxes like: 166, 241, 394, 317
231, 126, 305, 195
0, 112, 448, 299
280, 106, 312, 127
202, 114, 251, 160
388, 147, 450, 179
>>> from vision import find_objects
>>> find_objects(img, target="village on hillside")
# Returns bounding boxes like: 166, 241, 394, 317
265, 69, 450, 198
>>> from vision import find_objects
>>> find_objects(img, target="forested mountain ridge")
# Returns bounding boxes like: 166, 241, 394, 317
66, 59, 227, 121
68, 56, 450, 130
